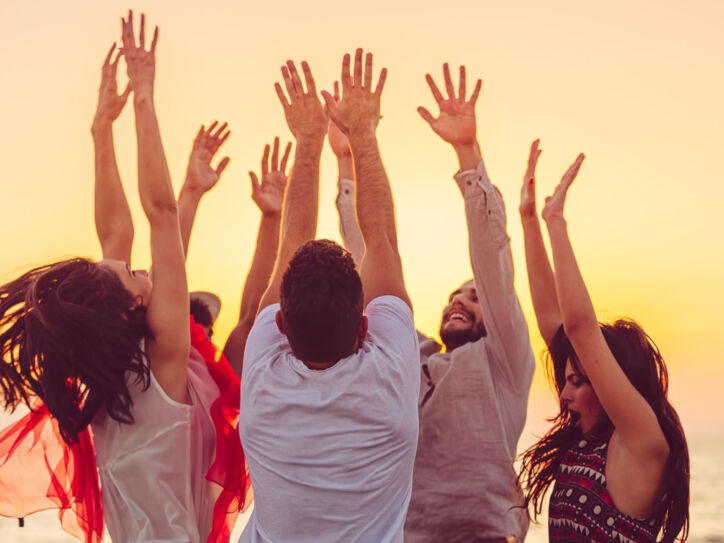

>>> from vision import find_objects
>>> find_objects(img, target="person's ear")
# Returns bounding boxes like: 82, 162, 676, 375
357, 315, 368, 343
275, 310, 286, 335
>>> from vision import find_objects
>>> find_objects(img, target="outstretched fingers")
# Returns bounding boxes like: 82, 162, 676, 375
364, 52, 373, 89
417, 106, 436, 126
215, 156, 230, 176
301, 61, 316, 95
139, 13, 145, 49
104, 43, 116, 66
149, 26, 159, 54
443, 63, 456, 99
341, 53, 352, 91
469, 79, 482, 105
526, 139, 542, 182
425, 73, 444, 104
353, 48, 363, 87
271, 137, 280, 171
275, 82, 290, 109
280, 142, 292, 173
261, 144, 270, 177
374, 67, 387, 95
560, 153, 585, 189
458, 65, 467, 101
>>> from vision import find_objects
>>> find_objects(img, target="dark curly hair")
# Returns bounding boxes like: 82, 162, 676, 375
518, 320, 690, 542
0, 258, 151, 445
280, 240, 363, 363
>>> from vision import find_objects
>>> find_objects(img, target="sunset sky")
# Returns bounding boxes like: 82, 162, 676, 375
1, 0, 722, 435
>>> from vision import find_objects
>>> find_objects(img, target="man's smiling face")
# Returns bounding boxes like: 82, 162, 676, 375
439, 280, 486, 352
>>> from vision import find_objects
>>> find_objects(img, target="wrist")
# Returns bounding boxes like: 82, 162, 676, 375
348, 130, 377, 149
133, 90, 154, 107
91, 116, 113, 135
337, 155, 354, 179
295, 134, 325, 152
453, 142, 482, 172
261, 209, 282, 219
544, 215, 567, 228
179, 183, 204, 202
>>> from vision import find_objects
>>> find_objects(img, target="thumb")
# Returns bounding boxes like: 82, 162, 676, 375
417, 106, 435, 126
120, 82, 132, 104
249, 171, 260, 194
215, 157, 230, 177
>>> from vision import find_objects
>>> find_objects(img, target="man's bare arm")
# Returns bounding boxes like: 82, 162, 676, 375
225, 138, 291, 376
258, 61, 327, 311
322, 49, 411, 309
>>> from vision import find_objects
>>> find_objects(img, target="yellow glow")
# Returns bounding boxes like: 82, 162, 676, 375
1, 0, 722, 432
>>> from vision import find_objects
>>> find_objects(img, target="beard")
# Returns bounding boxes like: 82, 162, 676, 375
439, 321, 487, 351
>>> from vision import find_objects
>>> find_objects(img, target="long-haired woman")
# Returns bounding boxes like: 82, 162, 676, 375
517, 140, 689, 542
0, 12, 247, 542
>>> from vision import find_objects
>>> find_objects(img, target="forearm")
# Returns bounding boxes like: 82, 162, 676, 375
545, 217, 599, 336
337, 154, 354, 180
349, 133, 397, 248
92, 122, 134, 260
521, 213, 562, 345
133, 94, 177, 222
177, 185, 203, 259
335, 177, 364, 266
239, 212, 281, 323
280, 137, 322, 249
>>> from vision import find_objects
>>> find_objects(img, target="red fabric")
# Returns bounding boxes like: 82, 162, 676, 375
190, 316, 253, 543
0, 403, 103, 543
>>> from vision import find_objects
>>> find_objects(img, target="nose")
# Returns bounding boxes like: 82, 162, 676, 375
560, 382, 573, 403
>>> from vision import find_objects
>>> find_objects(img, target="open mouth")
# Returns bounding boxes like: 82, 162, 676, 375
446, 309, 472, 324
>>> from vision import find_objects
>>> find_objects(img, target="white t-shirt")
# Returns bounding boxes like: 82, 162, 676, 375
239, 296, 420, 543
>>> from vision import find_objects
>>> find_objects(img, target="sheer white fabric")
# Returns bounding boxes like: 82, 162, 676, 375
91, 348, 218, 543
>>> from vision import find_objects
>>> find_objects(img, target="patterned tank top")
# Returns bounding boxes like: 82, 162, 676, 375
549, 435, 661, 542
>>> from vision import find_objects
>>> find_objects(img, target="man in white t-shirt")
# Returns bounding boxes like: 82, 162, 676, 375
238, 50, 419, 543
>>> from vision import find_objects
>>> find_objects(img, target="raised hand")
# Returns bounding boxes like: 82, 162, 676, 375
183, 121, 231, 196
519, 139, 542, 218
120, 10, 158, 100
327, 82, 351, 157
93, 43, 132, 127
274, 60, 327, 141
541, 153, 585, 222
417, 63, 482, 147
250, 137, 292, 215
321, 49, 387, 138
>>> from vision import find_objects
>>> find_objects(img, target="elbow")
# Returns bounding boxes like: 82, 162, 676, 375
145, 198, 179, 223
562, 313, 600, 342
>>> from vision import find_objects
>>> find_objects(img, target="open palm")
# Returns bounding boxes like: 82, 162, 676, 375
250, 137, 292, 215
417, 63, 482, 146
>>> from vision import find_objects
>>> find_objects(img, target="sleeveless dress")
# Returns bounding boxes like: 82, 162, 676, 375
0, 317, 251, 543
549, 434, 661, 542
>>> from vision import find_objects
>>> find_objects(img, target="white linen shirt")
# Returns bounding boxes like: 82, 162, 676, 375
238, 296, 420, 543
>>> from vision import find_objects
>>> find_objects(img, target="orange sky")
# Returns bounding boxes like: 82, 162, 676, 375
1, 0, 723, 431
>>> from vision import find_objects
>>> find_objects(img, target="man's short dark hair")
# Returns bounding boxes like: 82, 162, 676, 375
280, 239, 363, 363
190, 298, 214, 337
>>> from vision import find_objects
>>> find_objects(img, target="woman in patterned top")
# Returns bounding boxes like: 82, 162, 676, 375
517, 140, 690, 542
